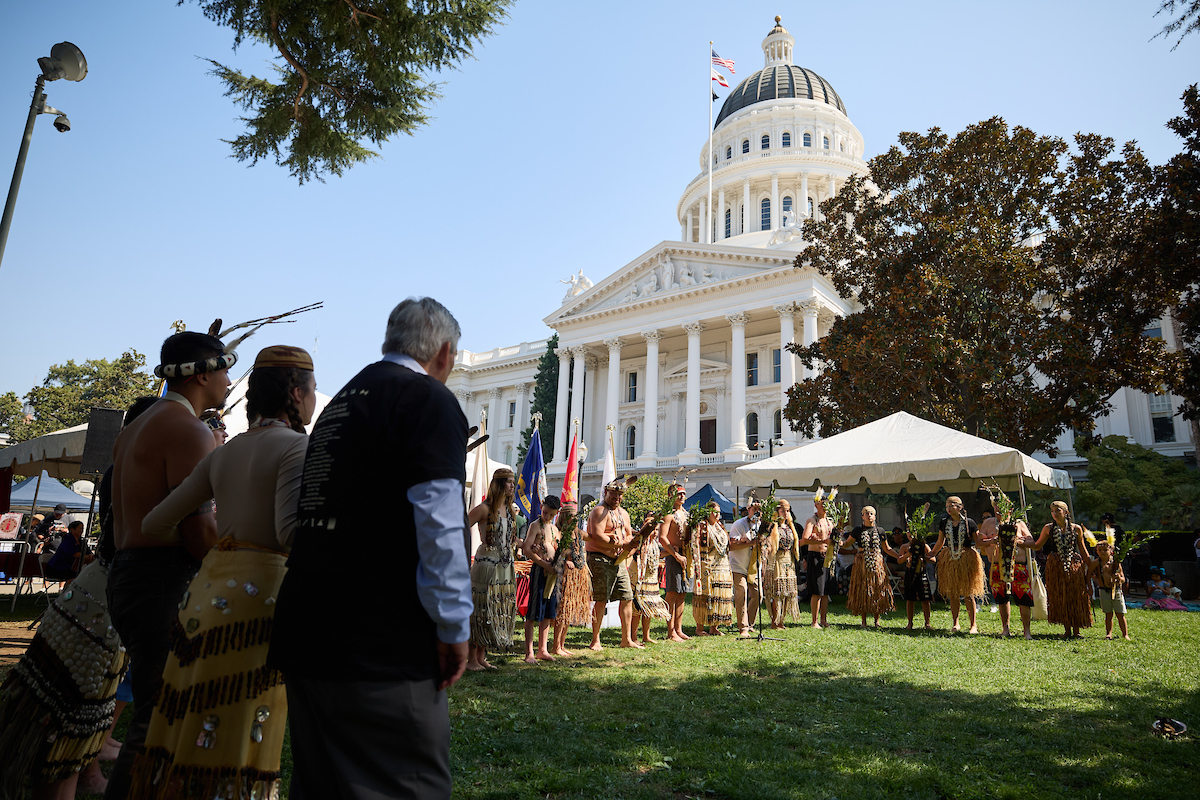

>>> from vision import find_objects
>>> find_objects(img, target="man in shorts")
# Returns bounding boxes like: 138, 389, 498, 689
800, 492, 834, 628
586, 479, 638, 650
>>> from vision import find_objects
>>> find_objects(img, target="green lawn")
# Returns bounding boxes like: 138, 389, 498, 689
4, 595, 1198, 799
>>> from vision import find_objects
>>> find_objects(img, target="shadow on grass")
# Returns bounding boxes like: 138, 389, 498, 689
451, 642, 1199, 800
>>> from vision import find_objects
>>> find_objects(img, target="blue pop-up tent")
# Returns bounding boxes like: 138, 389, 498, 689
684, 483, 736, 522
9, 471, 93, 513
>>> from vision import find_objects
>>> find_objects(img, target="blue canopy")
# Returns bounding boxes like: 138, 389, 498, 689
684, 483, 736, 522
9, 471, 93, 513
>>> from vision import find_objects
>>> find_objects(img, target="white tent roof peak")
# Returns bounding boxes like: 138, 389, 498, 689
732, 411, 1073, 494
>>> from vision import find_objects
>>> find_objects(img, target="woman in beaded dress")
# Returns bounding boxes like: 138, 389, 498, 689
764, 501, 801, 629
127, 346, 315, 800
1030, 500, 1092, 638
696, 503, 733, 635
123, 347, 314, 800
845, 506, 896, 628
467, 468, 518, 670
0, 397, 160, 800
551, 501, 591, 657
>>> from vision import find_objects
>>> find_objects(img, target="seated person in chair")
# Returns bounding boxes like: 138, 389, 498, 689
43, 520, 87, 582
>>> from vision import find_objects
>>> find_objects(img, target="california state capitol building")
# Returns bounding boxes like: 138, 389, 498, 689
445, 17, 1195, 513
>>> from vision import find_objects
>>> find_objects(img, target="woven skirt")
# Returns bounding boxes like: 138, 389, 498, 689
936, 548, 985, 600
847, 551, 895, 616
1045, 552, 1092, 628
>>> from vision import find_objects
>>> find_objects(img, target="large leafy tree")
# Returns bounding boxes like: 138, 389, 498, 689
515, 334, 559, 466
188, 0, 512, 182
0, 391, 26, 443
785, 117, 1186, 457
1072, 435, 1199, 528
20, 351, 157, 441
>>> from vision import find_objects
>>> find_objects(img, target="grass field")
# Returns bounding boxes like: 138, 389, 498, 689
3, 594, 1198, 799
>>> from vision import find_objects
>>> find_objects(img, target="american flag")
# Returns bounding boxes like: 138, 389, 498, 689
711, 49, 735, 74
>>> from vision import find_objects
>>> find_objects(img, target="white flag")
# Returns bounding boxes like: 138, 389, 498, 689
601, 428, 617, 489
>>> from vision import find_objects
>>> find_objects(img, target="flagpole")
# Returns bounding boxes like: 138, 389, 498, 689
707, 39, 714, 246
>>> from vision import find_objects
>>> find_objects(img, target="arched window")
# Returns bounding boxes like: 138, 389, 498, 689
761, 134, 770, 150
839, 142, 844, 152
782, 132, 791, 147
725, 145, 732, 159
773, 410, 783, 440
625, 426, 637, 460
807, 197, 814, 217
823, 136, 830, 149
803, 132, 812, 147
742, 139, 750, 154
747, 413, 760, 449
504, 445, 513, 465
782, 195, 792, 223
725, 208, 731, 238
761, 198, 771, 231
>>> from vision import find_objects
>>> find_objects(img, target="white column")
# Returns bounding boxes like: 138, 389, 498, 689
742, 179, 751, 234
552, 347, 570, 463
668, 392, 682, 456
681, 321, 704, 459
700, 198, 708, 244
776, 304, 797, 445
726, 313, 748, 453
604, 338, 622, 441
454, 389, 471, 415
485, 388, 501, 457
715, 386, 728, 451
686, 208, 693, 243
800, 171, 809, 218
770, 171, 780, 231
681, 219, 687, 241
716, 187, 726, 241
639, 330, 661, 464
567, 346, 587, 449
800, 299, 819, 380
583, 355, 597, 454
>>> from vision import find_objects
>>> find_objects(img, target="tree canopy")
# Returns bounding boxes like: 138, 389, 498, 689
785, 115, 1189, 457
1072, 435, 1200, 528
5, 351, 157, 443
188, 0, 512, 183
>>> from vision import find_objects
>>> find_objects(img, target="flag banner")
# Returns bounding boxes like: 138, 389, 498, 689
516, 428, 547, 519
711, 68, 729, 88
711, 49, 736, 74
601, 428, 616, 490
561, 432, 579, 504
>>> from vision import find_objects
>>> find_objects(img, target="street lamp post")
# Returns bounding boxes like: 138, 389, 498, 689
577, 440, 589, 499
0, 42, 87, 270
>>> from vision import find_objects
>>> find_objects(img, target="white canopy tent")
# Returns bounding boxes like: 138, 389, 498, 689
0, 422, 91, 482
732, 412, 1073, 496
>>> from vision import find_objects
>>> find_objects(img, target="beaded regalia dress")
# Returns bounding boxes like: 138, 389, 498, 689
1044, 523, 1091, 629
764, 521, 801, 622
631, 522, 670, 620
698, 522, 733, 629
0, 561, 128, 798
470, 509, 518, 650
847, 525, 895, 616
553, 516, 592, 627
935, 515, 985, 600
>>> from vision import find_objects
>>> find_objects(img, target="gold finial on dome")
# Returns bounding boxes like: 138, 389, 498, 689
771, 15, 787, 33
776, 15, 781, 23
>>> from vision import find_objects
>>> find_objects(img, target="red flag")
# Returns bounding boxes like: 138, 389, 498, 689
561, 432, 578, 504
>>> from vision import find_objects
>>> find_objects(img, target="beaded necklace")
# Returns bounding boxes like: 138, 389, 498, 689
861, 526, 883, 575
944, 515, 968, 560
1052, 522, 1075, 573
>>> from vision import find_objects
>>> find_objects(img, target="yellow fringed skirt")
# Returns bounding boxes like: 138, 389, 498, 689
130, 543, 288, 800
848, 551, 895, 616
554, 562, 593, 627
936, 548, 985, 600
764, 556, 801, 622
1045, 552, 1092, 629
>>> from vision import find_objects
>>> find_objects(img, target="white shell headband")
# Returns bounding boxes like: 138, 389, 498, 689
154, 350, 238, 379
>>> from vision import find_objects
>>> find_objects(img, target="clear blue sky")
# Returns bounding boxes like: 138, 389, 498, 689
0, 0, 1194, 402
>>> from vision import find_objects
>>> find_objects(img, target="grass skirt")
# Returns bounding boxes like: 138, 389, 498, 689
470, 545, 516, 651
0, 561, 126, 796
698, 555, 733, 628
553, 563, 592, 627
632, 540, 669, 621
848, 551, 895, 616
936, 548, 985, 600
1045, 552, 1092, 628
129, 544, 288, 800
764, 556, 800, 622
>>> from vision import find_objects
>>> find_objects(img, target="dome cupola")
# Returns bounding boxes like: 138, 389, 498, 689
762, 15, 793, 66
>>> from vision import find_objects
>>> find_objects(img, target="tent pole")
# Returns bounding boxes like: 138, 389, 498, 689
11, 469, 42, 612
1017, 477, 1027, 513
83, 480, 99, 551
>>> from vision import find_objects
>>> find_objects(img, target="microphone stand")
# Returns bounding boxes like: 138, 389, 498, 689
738, 516, 782, 643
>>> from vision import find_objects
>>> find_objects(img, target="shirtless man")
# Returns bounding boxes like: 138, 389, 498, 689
800, 493, 834, 628
104, 332, 231, 799
657, 484, 691, 642
586, 480, 639, 650
522, 496, 563, 664
977, 497, 1035, 639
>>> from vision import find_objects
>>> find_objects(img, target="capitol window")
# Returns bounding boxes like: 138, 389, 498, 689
807, 197, 814, 217
725, 208, 731, 238
747, 412, 760, 449
782, 196, 792, 225
782, 132, 791, 147
508, 401, 516, 428
1150, 390, 1176, 443
803, 132, 812, 147
747, 352, 759, 386
761, 198, 771, 231
725, 145, 732, 159
773, 410, 783, 441
625, 425, 637, 460
761, 134, 770, 150
823, 136, 830, 149
772, 348, 781, 382
742, 139, 749, 154
626, 371, 637, 403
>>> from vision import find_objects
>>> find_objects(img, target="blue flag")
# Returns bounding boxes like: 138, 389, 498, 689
516, 427, 547, 520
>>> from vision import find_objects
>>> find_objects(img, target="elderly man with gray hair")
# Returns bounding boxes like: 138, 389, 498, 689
269, 297, 472, 800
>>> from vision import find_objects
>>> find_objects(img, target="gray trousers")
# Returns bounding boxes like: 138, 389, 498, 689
284, 673, 451, 800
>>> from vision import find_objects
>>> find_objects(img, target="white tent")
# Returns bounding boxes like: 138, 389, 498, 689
0, 422, 91, 481
732, 411, 1073, 494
